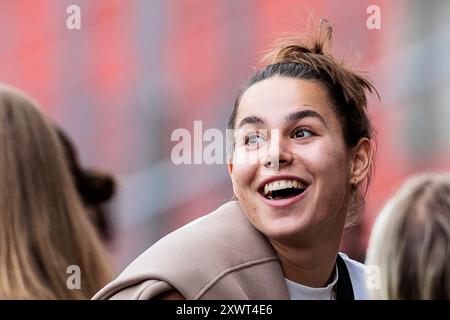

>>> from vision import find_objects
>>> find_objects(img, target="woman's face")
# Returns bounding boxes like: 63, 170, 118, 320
229, 77, 356, 242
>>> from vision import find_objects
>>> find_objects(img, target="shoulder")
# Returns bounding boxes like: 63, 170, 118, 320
143, 201, 268, 264
338, 252, 370, 300
94, 201, 279, 300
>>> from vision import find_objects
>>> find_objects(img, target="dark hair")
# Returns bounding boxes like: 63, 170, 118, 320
228, 22, 378, 225
229, 23, 377, 145
56, 127, 116, 241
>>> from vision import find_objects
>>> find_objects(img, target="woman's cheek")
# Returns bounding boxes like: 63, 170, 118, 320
232, 162, 256, 191
299, 141, 347, 174
293, 144, 326, 172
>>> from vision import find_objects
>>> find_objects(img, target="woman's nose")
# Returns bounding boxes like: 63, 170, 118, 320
262, 134, 293, 170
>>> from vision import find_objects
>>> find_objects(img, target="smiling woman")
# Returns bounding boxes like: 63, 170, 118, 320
93, 21, 378, 300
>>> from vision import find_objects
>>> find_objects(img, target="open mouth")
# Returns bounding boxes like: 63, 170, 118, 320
259, 179, 308, 200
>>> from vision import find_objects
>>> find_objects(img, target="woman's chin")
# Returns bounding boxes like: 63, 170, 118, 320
240, 198, 316, 241
257, 215, 315, 242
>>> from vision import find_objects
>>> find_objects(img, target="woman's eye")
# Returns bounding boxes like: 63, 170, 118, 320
244, 133, 265, 145
292, 128, 313, 139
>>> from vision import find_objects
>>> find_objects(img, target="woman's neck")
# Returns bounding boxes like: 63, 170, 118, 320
269, 226, 344, 288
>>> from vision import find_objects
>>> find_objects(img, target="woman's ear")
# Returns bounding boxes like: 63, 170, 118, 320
228, 163, 233, 179
228, 163, 238, 199
350, 138, 372, 185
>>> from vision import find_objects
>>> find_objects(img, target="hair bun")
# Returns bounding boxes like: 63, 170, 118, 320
79, 170, 116, 205
262, 18, 333, 65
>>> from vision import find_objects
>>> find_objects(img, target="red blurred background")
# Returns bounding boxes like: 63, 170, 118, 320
1, 0, 449, 269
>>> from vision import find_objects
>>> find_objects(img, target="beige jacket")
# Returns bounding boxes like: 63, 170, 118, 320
92, 201, 290, 299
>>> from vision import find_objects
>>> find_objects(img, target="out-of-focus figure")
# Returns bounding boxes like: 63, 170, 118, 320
366, 173, 450, 299
0, 85, 114, 299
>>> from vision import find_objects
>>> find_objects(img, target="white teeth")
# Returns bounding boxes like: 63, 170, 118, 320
263, 179, 305, 195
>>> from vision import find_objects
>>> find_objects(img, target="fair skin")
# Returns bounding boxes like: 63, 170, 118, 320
228, 76, 371, 287
161, 76, 371, 298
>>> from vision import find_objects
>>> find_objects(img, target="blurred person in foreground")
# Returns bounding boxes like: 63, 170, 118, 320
0, 85, 114, 299
366, 173, 450, 299
94, 22, 377, 300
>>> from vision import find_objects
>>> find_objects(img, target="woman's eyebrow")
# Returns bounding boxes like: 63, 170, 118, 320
285, 110, 328, 128
237, 115, 265, 129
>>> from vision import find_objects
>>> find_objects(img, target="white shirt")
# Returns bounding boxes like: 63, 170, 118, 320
285, 252, 369, 300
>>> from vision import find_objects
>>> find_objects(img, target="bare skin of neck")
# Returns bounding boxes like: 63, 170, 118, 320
269, 219, 346, 288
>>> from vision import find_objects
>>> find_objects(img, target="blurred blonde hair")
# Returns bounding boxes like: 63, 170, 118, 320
0, 85, 114, 299
366, 173, 450, 299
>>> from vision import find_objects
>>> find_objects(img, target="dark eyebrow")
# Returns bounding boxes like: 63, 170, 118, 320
237, 115, 265, 129
285, 110, 328, 128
